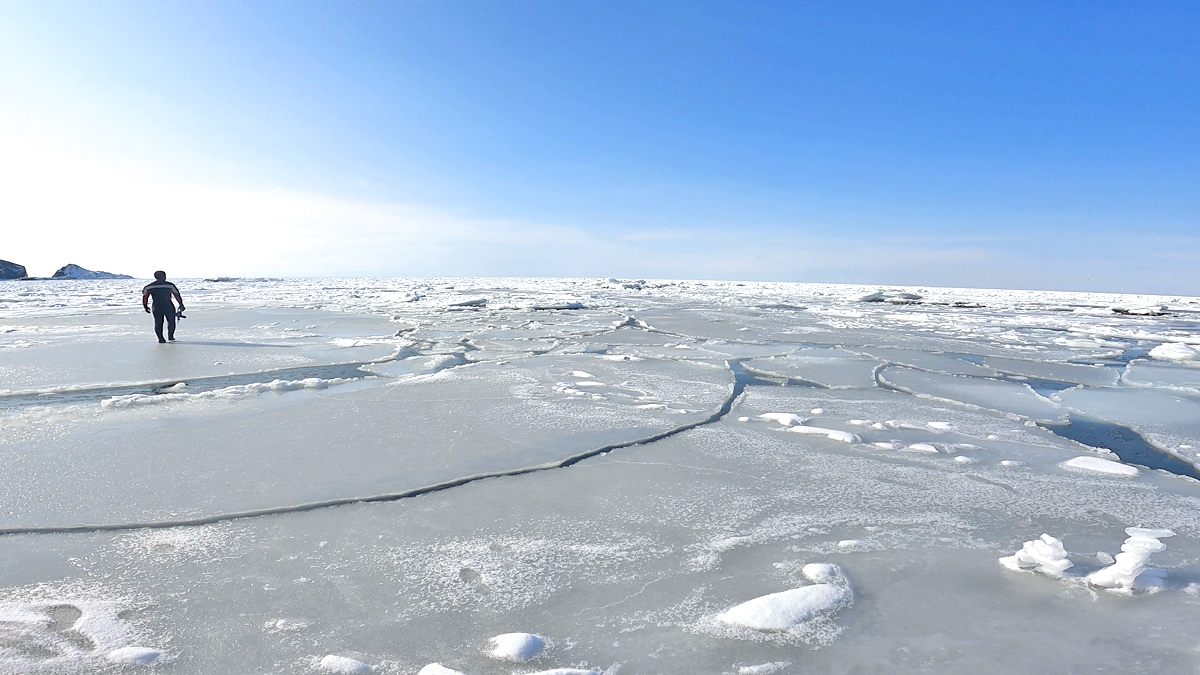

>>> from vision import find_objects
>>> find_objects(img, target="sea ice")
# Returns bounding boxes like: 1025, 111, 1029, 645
2, 278, 1200, 673
982, 356, 1120, 387
879, 366, 1066, 422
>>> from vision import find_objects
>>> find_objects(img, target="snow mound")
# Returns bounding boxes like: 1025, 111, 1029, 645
759, 412, 806, 426
1149, 343, 1200, 363
999, 534, 1074, 578
485, 632, 546, 662
1060, 456, 1140, 477
320, 654, 371, 674
1087, 528, 1175, 594
738, 662, 791, 675
717, 584, 853, 631
786, 426, 860, 443
418, 664, 466, 675
802, 563, 842, 584
106, 647, 165, 664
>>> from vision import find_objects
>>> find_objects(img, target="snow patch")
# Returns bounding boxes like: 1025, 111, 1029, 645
320, 654, 371, 674
485, 632, 546, 662
1060, 456, 1140, 477
716, 584, 853, 632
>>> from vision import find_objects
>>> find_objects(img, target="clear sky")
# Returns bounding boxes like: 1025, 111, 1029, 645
1, 1, 1197, 293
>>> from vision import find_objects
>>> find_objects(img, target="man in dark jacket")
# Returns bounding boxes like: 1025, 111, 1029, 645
141, 271, 185, 343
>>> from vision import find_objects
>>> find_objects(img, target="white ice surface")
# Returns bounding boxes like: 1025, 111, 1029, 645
879, 366, 1066, 422
3, 278, 1200, 674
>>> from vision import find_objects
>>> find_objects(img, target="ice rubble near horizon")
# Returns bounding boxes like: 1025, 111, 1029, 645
1, 278, 1200, 672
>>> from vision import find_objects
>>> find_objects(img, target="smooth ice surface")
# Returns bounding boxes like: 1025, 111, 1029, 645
879, 366, 1066, 422
3, 278, 1200, 674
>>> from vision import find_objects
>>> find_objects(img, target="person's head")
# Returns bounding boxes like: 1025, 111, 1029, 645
154, 271, 166, 281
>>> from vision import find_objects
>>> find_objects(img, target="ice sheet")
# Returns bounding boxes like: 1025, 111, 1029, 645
878, 366, 1067, 423
743, 349, 880, 389
2, 277, 1200, 674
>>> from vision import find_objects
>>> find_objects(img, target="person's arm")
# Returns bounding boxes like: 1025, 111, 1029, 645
172, 284, 184, 310
142, 288, 152, 313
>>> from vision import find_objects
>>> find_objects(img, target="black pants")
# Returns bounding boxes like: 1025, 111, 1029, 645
153, 304, 176, 341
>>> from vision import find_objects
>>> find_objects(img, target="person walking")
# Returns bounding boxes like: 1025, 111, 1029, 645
142, 271, 185, 343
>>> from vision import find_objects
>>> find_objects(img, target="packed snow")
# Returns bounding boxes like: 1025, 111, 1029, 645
1, 277, 1199, 673
485, 632, 547, 662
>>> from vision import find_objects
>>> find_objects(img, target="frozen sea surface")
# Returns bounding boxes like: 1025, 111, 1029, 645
2, 277, 1200, 673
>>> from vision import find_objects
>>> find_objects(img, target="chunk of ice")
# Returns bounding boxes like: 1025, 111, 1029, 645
786, 426, 861, 443
321, 654, 372, 674
1087, 528, 1175, 593
485, 632, 546, 662
999, 534, 1074, 578
1148, 343, 1200, 363
716, 584, 853, 631
1060, 456, 1140, 477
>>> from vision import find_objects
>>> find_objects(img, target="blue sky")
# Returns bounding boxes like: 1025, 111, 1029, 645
1, 1, 1197, 292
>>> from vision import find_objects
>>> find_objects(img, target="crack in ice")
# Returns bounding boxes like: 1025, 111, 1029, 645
0, 358, 749, 537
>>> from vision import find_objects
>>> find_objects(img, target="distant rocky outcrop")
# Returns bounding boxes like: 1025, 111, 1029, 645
51, 264, 133, 280
0, 259, 27, 279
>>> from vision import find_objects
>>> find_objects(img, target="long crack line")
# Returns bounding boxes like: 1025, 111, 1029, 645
0, 360, 749, 537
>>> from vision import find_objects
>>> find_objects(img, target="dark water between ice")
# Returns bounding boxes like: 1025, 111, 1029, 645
1042, 414, 1200, 480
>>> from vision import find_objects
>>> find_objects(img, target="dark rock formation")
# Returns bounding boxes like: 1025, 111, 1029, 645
51, 264, 133, 280
0, 259, 27, 279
